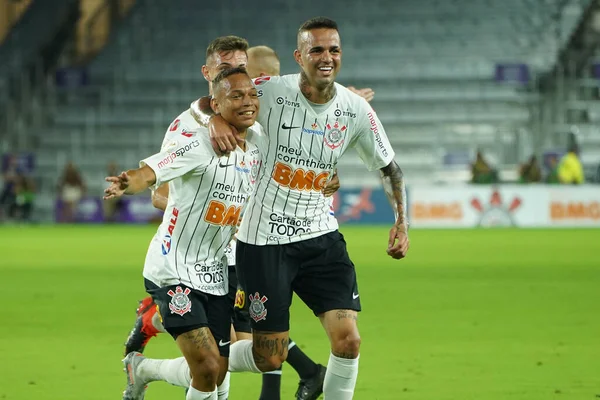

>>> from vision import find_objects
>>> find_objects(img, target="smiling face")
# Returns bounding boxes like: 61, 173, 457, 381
294, 28, 342, 89
211, 71, 259, 134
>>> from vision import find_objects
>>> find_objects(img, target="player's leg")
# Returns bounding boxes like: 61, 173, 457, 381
292, 231, 361, 400
228, 240, 294, 374
232, 277, 283, 400
287, 338, 326, 400
122, 280, 221, 399
206, 292, 235, 400
124, 296, 165, 356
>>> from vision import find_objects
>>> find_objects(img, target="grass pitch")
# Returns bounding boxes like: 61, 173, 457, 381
0, 225, 598, 399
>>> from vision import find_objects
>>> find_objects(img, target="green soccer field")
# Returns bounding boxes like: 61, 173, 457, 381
0, 225, 598, 400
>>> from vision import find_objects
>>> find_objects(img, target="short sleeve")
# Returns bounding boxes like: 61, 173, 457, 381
141, 135, 213, 189
350, 102, 395, 171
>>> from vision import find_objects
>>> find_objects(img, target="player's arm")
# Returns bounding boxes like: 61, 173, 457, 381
347, 86, 375, 102
380, 161, 409, 259
193, 95, 241, 155
104, 165, 156, 199
322, 169, 340, 197
151, 183, 169, 211
351, 102, 409, 259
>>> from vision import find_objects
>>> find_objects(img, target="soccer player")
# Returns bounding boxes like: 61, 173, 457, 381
106, 67, 265, 400
207, 17, 410, 400
123, 40, 338, 400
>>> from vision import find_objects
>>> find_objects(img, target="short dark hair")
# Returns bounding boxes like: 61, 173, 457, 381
298, 17, 338, 33
212, 67, 250, 93
206, 36, 249, 60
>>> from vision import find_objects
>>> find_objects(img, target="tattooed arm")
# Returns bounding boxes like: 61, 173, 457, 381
380, 160, 410, 259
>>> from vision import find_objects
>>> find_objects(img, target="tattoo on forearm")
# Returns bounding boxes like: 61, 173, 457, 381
300, 72, 336, 103
182, 327, 215, 351
380, 161, 407, 229
336, 310, 358, 321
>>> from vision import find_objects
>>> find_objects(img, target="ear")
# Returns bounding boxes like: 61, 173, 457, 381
201, 65, 210, 82
210, 97, 219, 115
293, 49, 303, 67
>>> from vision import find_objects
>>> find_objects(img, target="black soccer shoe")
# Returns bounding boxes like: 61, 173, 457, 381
295, 364, 326, 400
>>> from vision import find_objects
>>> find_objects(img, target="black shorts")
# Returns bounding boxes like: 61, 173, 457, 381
145, 279, 232, 357
227, 264, 251, 334
236, 230, 361, 332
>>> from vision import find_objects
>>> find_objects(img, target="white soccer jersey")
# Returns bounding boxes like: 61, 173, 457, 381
142, 110, 265, 295
237, 74, 395, 246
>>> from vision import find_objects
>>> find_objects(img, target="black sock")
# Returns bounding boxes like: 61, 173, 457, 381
259, 368, 282, 400
286, 338, 319, 379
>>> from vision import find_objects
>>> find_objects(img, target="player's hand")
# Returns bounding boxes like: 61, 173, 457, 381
348, 86, 375, 103
387, 225, 409, 259
103, 172, 130, 200
209, 115, 242, 155
322, 171, 340, 197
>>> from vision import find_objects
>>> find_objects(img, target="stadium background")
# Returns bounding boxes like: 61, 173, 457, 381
0, 0, 598, 399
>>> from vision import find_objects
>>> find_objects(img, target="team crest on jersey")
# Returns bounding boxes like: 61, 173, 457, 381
324, 121, 347, 149
248, 292, 268, 322
249, 159, 261, 184
167, 286, 192, 316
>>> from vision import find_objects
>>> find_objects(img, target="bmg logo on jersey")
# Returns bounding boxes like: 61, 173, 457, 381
276, 96, 300, 108
162, 207, 179, 255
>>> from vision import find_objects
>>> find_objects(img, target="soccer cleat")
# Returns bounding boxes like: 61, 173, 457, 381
122, 351, 148, 400
124, 297, 160, 356
295, 364, 326, 400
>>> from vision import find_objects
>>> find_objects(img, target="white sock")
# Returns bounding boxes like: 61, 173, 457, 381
228, 340, 261, 373
217, 372, 230, 400
323, 353, 359, 400
138, 357, 191, 387
186, 385, 217, 400
151, 311, 167, 333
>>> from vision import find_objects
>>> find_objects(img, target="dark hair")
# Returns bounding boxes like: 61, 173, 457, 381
212, 67, 250, 90
206, 36, 249, 59
298, 17, 338, 33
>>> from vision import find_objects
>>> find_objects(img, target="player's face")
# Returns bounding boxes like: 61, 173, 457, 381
203, 50, 248, 81
216, 74, 259, 132
294, 28, 342, 88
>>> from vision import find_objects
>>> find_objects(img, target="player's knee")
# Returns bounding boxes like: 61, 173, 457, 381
188, 353, 220, 385
254, 353, 286, 372
251, 344, 288, 372
331, 331, 361, 359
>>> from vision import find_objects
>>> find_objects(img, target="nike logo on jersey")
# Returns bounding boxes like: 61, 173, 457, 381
219, 340, 231, 347
219, 162, 235, 168
281, 123, 300, 130
352, 293, 359, 300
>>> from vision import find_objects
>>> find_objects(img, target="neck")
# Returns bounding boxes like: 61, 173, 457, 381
237, 128, 248, 151
299, 71, 336, 104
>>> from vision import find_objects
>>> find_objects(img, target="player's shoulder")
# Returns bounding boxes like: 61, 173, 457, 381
253, 74, 299, 89
164, 108, 205, 138
335, 83, 371, 109
160, 108, 209, 151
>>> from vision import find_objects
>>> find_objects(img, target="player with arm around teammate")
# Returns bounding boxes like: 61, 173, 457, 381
207, 18, 409, 400
106, 68, 265, 400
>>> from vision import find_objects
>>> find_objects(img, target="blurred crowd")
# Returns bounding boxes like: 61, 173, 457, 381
0, 153, 36, 222
472, 142, 587, 185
